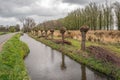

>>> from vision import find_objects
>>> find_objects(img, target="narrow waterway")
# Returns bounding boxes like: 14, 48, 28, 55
21, 34, 113, 80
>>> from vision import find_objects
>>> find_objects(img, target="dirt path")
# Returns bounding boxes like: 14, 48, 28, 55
0, 33, 16, 52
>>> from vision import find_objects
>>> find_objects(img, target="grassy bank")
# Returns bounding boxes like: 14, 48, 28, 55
29, 33, 120, 80
0, 34, 30, 80
0, 32, 8, 35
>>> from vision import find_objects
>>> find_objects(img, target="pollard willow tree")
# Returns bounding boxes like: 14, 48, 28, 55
50, 29, 54, 40
80, 25, 89, 51
43, 22, 49, 39
40, 29, 43, 37
44, 28, 48, 39
60, 27, 66, 44
60, 27, 66, 70
38, 24, 44, 37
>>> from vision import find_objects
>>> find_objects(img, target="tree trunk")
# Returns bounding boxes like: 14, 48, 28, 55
62, 34, 64, 44
45, 32, 47, 39
41, 31, 43, 36
99, 12, 102, 30
51, 32, 54, 40
81, 32, 86, 51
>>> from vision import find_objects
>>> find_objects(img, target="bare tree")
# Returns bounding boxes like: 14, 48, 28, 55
19, 17, 26, 28
24, 17, 36, 32
19, 17, 36, 32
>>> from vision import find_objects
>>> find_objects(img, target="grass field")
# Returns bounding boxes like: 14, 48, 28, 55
43, 30, 120, 43
0, 32, 8, 35
29, 32, 120, 80
0, 34, 29, 80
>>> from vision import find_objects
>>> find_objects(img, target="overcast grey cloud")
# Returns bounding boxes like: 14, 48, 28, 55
62, 0, 91, 5
0, 0, 80, 25
62, 0, 119, 5
0, 0, 79, 18
0, 0, 119, 26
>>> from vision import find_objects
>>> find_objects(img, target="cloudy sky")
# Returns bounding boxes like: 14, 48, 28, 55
0, 0, 119, 26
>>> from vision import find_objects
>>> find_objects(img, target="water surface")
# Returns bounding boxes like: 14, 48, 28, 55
21, 34, 113, 80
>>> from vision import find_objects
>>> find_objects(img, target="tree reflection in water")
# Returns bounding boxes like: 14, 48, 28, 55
81, 65, 86, 80
61, 53, 66, 70
51, 49, 54, 63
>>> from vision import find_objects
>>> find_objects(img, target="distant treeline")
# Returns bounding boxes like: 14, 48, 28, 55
36, 1, 120, 31
0, 24, 20, 32
20, 1, 120, 32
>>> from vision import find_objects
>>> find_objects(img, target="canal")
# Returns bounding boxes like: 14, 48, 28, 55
20, 34, 113, 80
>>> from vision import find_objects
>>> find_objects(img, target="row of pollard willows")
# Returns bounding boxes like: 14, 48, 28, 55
31, 26, 89, 51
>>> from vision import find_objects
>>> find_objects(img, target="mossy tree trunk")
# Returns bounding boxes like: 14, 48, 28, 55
40, 30, 43, 37
51, 32, 53, 40
80, 26, 89, 51
60, 27, 66, 45
45, 30, 48, 39
81, 31, 86, 51
61, 33, 64, 44
50, 29, 54, 40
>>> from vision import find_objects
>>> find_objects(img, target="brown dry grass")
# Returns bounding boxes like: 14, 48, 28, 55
36, 30, 120, 43
52, 30, 120, 43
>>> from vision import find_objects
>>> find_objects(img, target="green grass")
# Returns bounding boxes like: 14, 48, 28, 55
29, 33, 120, 80
0, 32, 8, 35
0, 34, 30, 80
67, 38, 120, 57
